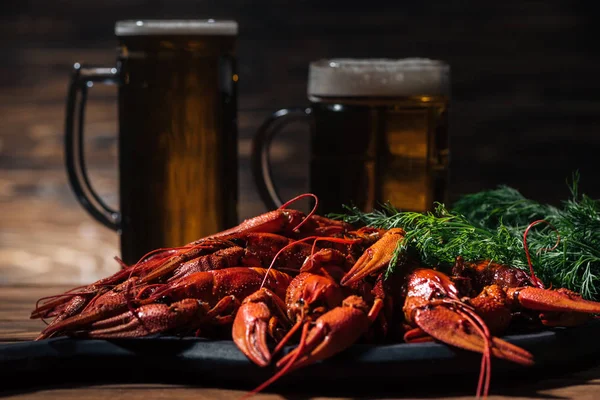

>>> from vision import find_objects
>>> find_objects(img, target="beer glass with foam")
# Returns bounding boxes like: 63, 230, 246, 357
252, 58, 450, 214
65, 20, 239, 264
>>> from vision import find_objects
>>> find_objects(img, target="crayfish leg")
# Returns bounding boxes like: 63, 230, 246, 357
206, 295, 241, 323
403, 327, 435, 343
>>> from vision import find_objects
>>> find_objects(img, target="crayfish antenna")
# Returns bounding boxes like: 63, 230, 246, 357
239, 323, 311, 400
258, 235, 360, 290
410, 302, 534, 399
278, 193, 319, 232
404, 269, 534, 400
522, 219, 560, 289
271, 318, 303, 357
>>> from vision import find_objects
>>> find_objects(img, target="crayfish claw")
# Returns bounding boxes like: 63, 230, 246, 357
340, 228, 405, 287
243, 295, 378, 398
410, 305, 534, 366
506, 286, 600, 327
232, 288, 290, 367
233, 301, 272, 367
276, 295, 377, 372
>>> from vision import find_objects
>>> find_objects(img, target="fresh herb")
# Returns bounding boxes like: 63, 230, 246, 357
453, 172, 600, 300
452, 185, 560, 229
329, 173, 600, 300
332, 202, 533, 280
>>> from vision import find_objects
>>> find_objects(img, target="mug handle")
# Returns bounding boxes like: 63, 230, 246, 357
251, 107, 313, 210
65, 63, 121, 231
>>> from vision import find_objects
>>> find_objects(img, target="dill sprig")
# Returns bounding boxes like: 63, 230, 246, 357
452, 185, 561, 230
328, 203, 404, 229
333, 202, 532, 280
329, 173, 600, 300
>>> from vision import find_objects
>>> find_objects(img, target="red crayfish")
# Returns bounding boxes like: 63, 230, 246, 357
31, 194, 600, 399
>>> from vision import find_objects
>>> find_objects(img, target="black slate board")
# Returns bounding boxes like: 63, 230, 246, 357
2, 321, 600, 394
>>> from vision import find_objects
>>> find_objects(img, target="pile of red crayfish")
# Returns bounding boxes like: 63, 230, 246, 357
31, 195, 600, 399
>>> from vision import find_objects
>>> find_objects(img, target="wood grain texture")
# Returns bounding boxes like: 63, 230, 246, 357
0, 285, 51, 341
3, 379, 600, 400
2, 0, 600, 284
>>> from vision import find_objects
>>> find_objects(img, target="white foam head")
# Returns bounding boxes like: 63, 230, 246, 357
115, 20, 238, 36
308, 58, 450, 98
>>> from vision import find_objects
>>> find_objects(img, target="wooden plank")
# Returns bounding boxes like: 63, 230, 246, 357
0, 286, 56, 341
1, 375, 599, 400
2, 379, 600, 400
1, 385, 289, 400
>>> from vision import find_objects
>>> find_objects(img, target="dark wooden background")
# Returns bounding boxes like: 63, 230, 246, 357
2, 0, 600, 285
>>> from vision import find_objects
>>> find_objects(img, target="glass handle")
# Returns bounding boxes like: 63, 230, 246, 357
65, 63, 121, 231
251, 107, 313, 210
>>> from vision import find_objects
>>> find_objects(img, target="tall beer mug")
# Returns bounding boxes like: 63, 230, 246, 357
65, 20, 239, 265
252, 58, 450, 215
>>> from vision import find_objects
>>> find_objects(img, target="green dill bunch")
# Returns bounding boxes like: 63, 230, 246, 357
329, 172, 600, 300
448, 173, 600, 301
330, 202, 531, 278
392, 203, 528, 269
528, 187, 600, 300
452, 185, 560, 231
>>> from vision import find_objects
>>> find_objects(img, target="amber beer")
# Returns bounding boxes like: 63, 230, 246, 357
307, 59, 450, 214
65, 20, 239, 264
116, 21, 238, 263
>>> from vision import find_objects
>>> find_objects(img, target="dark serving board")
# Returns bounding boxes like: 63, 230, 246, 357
2, 320, 600, 395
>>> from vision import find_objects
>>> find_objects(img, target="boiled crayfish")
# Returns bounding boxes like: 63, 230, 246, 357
30, 194, 600, 399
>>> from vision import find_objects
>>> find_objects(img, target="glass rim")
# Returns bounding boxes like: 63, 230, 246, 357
115, 19, 238, 36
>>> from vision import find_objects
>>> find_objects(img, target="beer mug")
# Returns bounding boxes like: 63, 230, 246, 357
252, 58, 450, 215
65, 19, 239, 264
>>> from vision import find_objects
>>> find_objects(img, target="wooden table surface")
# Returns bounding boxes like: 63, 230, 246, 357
1, 285, 600, 400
